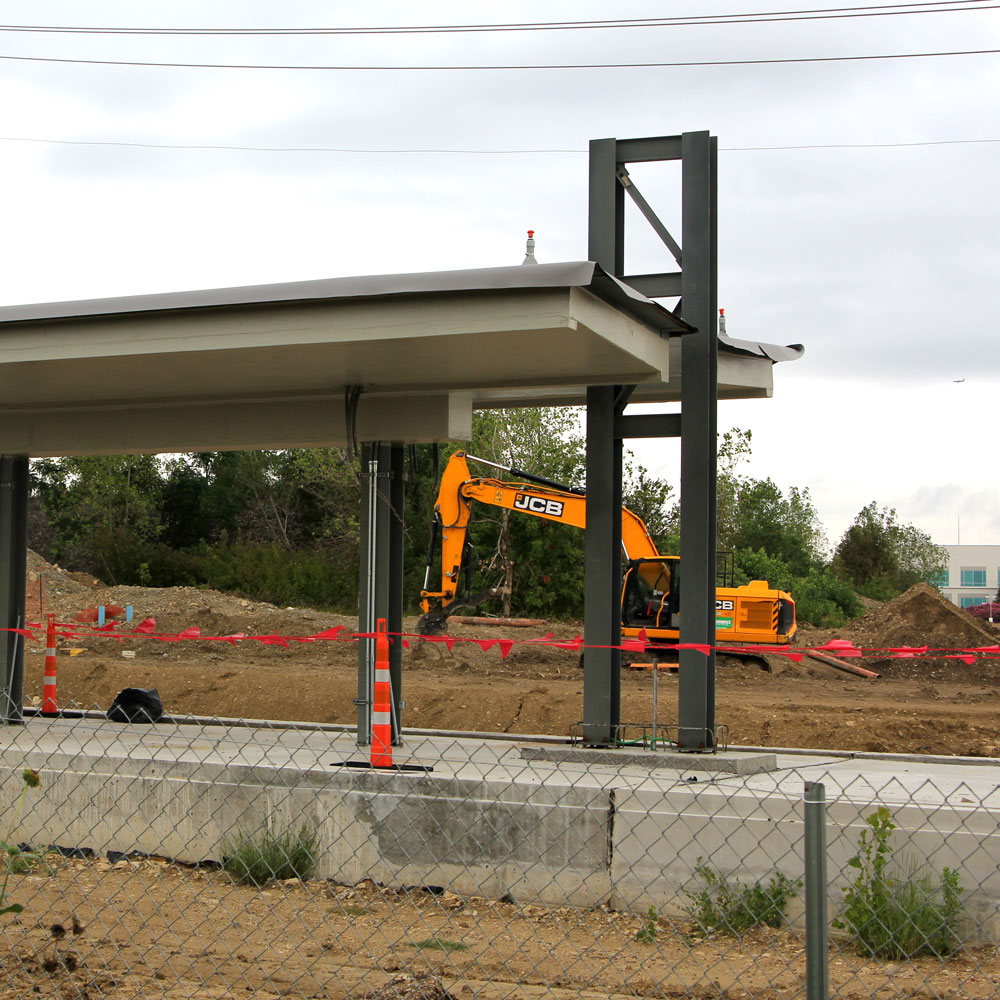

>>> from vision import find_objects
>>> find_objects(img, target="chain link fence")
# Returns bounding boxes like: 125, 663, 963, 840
2, 707, 999, 999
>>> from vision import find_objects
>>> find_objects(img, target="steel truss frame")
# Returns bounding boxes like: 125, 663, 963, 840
585, 132, 718, 750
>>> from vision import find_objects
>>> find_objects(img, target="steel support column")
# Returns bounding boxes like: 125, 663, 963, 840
585, 138, 627, 747
356, 443, 401, 746
388, 444, 405, 744
582, 386, 621, 745
0, 455, 28, 725
677, 131, 719, 750
588, 139, 624, 276
588, 130, 718, 752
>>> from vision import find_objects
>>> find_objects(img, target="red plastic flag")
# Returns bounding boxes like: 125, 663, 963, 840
813, 639, 862, 658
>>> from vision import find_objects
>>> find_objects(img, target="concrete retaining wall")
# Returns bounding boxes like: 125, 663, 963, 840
2, 724, 998, 944
1, 744, 612, 909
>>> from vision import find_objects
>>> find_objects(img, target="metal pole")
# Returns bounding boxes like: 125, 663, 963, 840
804, 781, 829, 1000
356, 443, 378, 746
388, 443, 405, 744
0, 455, 28, 725
677, 129, 719, 751
588, 138, 624, 274
582, 386, 621, 746
651, 654, 658, 749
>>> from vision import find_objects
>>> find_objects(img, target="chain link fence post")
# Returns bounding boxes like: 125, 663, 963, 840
804, 780, 829, 1000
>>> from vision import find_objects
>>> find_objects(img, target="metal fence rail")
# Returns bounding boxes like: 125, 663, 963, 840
2, 710, 999, 999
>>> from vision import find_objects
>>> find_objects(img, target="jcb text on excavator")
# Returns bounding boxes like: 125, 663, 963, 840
418, 451, 796, 649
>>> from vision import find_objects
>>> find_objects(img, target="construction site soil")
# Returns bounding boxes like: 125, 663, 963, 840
7, 557, 1000, 1000
21, 554, 1000, 757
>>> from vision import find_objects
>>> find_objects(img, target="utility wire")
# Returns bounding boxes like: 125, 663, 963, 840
0, 2, 991, 35
725, 137, 1000, 148
0, 47, 997, 71
1, 135, 997, 154
0, 136, 584, 153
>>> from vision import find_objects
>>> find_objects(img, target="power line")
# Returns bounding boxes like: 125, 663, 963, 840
724, 137, 1000, 148
0, 2, 991, 35
1, 134, 997, 154
0, 136, 585, 153
0, 47, 997, 71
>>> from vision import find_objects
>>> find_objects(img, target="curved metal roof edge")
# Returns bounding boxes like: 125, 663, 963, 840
0, 260, 692, 334
719, 334, 805, 364
0, 263, 802, 363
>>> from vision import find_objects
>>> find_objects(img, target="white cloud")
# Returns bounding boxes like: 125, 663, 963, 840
1, 0, 998, 542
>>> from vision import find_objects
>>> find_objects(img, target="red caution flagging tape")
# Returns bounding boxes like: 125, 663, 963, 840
5, 618, 1000, 663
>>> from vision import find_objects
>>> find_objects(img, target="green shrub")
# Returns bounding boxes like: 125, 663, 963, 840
834, 807, 964, 959
221, 824, 318, 887
685, 860, 801, 936
196, 542, 357, 611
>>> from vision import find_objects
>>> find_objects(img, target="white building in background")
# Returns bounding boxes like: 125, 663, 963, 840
935, 545, 1000, 607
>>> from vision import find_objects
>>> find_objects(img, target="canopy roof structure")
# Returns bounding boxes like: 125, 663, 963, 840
0, 261, 800, 457
1, 129, 805, 755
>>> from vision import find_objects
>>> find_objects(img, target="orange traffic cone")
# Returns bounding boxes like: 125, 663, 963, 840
42, 613, 58, 716
370, 618, 393, 768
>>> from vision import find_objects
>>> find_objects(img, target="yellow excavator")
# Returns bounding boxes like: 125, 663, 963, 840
418, 451, 797, 651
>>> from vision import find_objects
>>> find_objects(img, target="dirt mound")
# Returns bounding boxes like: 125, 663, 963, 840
840, 582, 1000, 680
26, 548, 98, 600
849, 582, 997, 649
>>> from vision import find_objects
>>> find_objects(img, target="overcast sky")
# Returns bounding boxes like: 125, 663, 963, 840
1, 1, 997, 549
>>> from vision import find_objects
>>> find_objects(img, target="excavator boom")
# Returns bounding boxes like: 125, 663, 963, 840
419, 451, 796, 647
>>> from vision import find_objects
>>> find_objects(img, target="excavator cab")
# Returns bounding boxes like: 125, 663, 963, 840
621, 557, 680, 631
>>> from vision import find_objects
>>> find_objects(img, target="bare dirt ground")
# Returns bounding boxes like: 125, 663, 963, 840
2, 858, 997, 999
20, 555, 1000, 757
6, 557, 1000, 998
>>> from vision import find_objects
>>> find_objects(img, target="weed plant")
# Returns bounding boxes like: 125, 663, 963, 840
685, 861, 801, 937
1, 769, 42, 917
221, 824, 318, 887
2, 842, 48, 876
834, 806, 964, 959
408, 939, 468, 952
634, 905, 660, 943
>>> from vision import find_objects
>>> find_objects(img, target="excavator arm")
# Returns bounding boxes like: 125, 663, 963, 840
419, 451, 796, 647
419, 451, 662, 626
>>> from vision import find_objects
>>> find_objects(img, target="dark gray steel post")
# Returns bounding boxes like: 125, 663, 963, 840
374, 443, 392, 644
356, 443, 376, 745
584, 139, 626, 746
583, 386, 621, 745
0, 455, 28, 724
388, 443, 405, 743
677, 131, 719, 751
804, 781, 829, 1000
588, 138, 624, 275
357, 443, 400, 747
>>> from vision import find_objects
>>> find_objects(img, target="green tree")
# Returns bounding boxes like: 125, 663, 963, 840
664, 428, 864, 626
286, 448, 362, 559
731, 480, 826, 576
31, 454, 165, 578
715, 428, 754, 550
833, 503, 946, 600
711, 429, 827, 570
